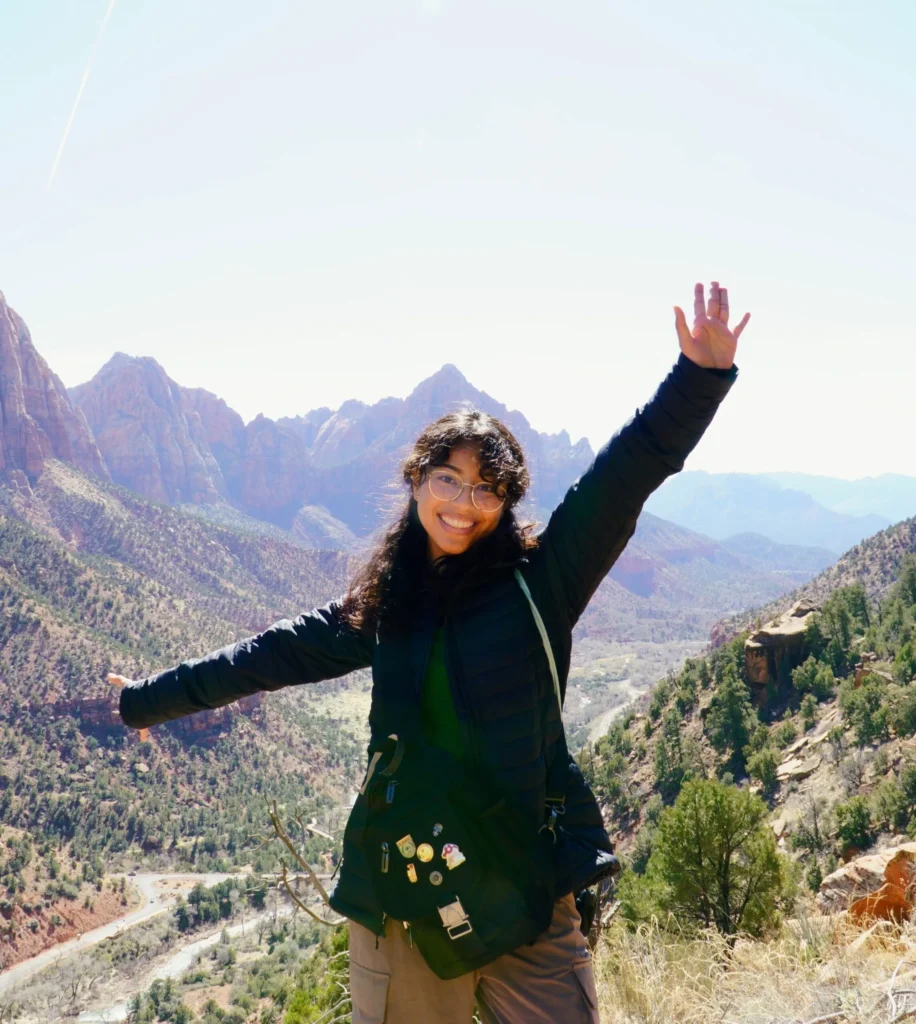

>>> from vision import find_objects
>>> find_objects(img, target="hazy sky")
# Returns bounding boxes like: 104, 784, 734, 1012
2, 1, 914, 478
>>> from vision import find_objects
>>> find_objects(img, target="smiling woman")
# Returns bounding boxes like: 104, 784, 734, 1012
112, 283, 747, 1023
414, 447, 508, 560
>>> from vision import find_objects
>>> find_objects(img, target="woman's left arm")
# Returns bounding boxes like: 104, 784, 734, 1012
535, 282, 750, 625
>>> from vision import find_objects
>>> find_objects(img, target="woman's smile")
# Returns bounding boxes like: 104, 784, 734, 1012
438, 512, 477, 533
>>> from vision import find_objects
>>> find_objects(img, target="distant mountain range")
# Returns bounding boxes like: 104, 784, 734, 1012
66, 351, 593, 537
645, 471, 895, 554
0, 287, 836, 648
762, 472, 916, 524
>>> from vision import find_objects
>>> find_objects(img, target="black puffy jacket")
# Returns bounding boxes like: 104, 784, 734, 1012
120, 353, 738, 935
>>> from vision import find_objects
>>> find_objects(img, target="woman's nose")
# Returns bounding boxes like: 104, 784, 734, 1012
450, 486, 476, 513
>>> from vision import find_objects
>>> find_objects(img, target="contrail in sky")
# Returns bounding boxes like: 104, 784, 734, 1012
47, 0, 118, 188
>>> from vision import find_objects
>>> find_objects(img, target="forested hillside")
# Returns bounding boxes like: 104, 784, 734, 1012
584, 513, 916, 930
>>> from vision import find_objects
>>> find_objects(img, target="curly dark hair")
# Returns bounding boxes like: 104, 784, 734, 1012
341, 409, 538, 632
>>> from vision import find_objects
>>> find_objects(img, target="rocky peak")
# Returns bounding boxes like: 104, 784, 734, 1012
69, 353, 227, 505
0, 292, 108, 489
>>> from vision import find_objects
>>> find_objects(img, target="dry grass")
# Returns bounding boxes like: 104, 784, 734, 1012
593, 912, 916, 1023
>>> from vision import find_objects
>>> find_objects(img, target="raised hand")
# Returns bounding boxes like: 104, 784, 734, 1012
108, 672, 149, 741
674, 281, 750, 370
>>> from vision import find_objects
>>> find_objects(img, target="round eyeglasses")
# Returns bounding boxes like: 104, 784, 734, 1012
427, 469, 506, 512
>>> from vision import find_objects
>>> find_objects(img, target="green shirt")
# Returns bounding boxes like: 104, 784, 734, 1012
420, 628, 464, 759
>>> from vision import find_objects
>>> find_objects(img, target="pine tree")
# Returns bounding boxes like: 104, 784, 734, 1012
705, 664, 757, 769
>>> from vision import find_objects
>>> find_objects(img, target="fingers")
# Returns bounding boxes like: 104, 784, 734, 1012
673, 306, 692, 348
693, 283, 705, 321
734, 312, 751, 339
707, 281, 720, 320
108, 672, 126, 689
719, 287, 729, 325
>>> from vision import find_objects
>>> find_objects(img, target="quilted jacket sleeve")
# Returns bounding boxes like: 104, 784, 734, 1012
533, 353, 738, 626
119, 600, 373, 729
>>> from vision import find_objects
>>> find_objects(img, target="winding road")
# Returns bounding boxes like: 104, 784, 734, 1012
0, 871, 241, 998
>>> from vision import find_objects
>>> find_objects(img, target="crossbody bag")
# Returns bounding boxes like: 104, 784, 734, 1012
343, 568, 572, 979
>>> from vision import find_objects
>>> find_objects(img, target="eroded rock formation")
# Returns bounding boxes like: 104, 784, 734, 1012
0, 292, 108, 488
70, 354, 227, 505
744, 599, 819, 694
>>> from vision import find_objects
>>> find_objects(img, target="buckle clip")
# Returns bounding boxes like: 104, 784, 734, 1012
438, 899, 473, 940
539, 800, 566, 844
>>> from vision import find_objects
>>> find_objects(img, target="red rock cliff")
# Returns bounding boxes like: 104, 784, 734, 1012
0, 292, 108, 487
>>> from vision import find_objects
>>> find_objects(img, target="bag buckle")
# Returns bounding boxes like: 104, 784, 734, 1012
438, 899, 473, 940
539, 799, 566, 844
447, 920, 474, 940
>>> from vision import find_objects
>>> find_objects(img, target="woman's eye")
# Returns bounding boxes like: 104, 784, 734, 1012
436, 472, 457, 484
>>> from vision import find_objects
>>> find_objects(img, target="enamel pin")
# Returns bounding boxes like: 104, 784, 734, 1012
397, 835, 417, 859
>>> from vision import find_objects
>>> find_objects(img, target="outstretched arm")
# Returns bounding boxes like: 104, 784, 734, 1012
115, 600, 373, 730
534, 282, 749, 625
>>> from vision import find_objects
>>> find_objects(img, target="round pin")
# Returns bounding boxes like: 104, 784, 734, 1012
429, 871, 443, 886
397, 835, 417, 859
417, 843, 434, 863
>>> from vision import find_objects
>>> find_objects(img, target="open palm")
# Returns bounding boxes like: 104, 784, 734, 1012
108, 672, 149, 741
674, 282, 750, 370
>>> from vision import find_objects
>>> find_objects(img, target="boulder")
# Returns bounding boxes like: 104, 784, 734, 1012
776, 754, 821, 781
817, 842, 916, 917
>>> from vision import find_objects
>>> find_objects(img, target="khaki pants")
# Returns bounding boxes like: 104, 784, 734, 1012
349, 894, 600, 1023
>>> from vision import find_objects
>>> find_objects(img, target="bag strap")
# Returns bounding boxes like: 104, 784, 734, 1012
513, 569, 562, 711
514, 569, 569, 829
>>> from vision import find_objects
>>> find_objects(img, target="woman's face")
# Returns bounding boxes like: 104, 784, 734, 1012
413, 444, 506, 561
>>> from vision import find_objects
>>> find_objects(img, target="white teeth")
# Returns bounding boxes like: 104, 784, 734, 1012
441, 515, 474, 529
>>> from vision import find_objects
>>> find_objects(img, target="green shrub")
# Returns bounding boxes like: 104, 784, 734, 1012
747, 746, 779, 794
839, 675, 890, 746
705, 666, 758, 769
773, 720, 798, 749
634, 779, 790, 936
800, 694, 818, 731
870, 778, 909, 831
835, 796, 875, 848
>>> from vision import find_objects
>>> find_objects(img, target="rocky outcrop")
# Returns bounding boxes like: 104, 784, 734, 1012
70, 354, 228, 506
166, 692, 263, 740
0, 292, 108, 487
46, 692, 262, 736
744, 599, 819, 694
818, 843, 916, 921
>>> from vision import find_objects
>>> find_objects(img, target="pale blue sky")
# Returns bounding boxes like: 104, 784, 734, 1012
2, 1, 914, 477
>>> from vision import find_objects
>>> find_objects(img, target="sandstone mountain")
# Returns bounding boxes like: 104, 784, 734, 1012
0, 291, 108, 489
69, 353, 594, 534
70, 353, 229, 506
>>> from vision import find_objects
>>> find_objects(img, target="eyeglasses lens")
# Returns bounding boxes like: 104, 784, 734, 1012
428, 472, 504, 512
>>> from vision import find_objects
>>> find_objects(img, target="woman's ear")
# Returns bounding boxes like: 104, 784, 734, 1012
410, 473, 421, 502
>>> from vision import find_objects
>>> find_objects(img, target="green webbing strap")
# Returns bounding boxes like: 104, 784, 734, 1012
514, 568, 562, 712
514, 568, 569, 827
